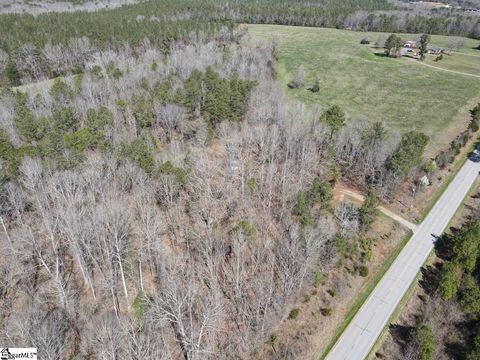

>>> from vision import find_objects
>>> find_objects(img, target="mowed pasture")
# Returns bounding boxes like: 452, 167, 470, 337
248, 24, 480, 155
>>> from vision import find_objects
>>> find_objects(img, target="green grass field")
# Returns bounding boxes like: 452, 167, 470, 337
423, 52, 480, 75
248, 25, 480, 155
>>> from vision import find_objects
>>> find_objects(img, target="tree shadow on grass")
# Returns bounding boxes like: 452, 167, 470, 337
389, 323, 415, 347
433, 232, 453, 260
373, 52, 388, 57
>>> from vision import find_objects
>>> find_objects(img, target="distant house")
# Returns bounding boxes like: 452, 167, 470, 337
403, 40, 417, 48
400, 48, 416, 56
427, 47, 443, 55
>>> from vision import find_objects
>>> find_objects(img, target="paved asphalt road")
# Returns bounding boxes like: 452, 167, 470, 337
326, 157, 480, 360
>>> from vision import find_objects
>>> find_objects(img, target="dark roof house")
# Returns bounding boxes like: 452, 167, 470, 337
427, 47, 443, 54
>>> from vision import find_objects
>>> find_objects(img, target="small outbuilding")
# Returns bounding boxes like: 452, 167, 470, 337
427, 47, 443, 55
403, 40, 417, 48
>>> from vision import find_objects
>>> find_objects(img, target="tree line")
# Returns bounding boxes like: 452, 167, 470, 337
1, 0, 480, 85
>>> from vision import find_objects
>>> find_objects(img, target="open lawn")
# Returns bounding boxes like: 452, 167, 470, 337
423, 52, 480, 76
248, 24, 480, 155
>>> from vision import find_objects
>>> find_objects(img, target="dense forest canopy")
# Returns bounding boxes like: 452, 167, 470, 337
0, 0, 478, 53
0, 31, 403, 358
1, 0, 479, 87
0, 1, 479, 359
0, 0, 138, 15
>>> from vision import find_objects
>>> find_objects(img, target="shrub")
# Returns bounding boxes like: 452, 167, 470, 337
307, 79, 320, 93
451, 220, 480, 274
327, 288, 337, 297
358, 265, 369, 277
157, 160, 188, 186
6, 59, 21, 86
313, 270, 324, 288
288, 308, 300, 320
234, 219, 257, 242
328, 162, 340, 185
13, 106, 36, 142
320, 105, 346, 137
0, 129, 15, 161
74, 73, 83, 91
246, 177, 257, 194
470, 103, 480, 131
292, 190, 313, 226
154, 79, 172, 104
293, 177, 332, 226
467, 331, 480, 360
134, 100, 154, 128
287, 65, 305, 89
132, 291, 152, 319
183, 68, 204, 111
423, 160, 437, 174
91, 65, 103, 78
287, 80, 301, 89
0, 129, 22, 180
52, 107, 80, 133
359, 188, 379, 230
266, 333, 277, 346
412, 325, 435, 360
321, 308, 333, 316
334, 234, 348, 257
309, 176, 332, 209
120, 137, 155, 175
50, 78, 74, 103
184, 67, 256, 126
34, 117, 51, 141
360, 237, 373, 262
115, 99, 128, 110
139, 76, 150, 91
85, 107, 113, 131
387, 131, 429, 178
470, 118, 479, 133
64, 128, 109, 153
38, 131, 66, 159
460, 275, 480, 315
106, 61, 123, 79
360, 38, 370, 44
437, 261, 460, 301
204, 72, 256, 125
384, 34, 402, 55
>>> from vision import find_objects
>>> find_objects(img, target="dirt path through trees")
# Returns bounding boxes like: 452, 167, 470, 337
336, 186, 418, 230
